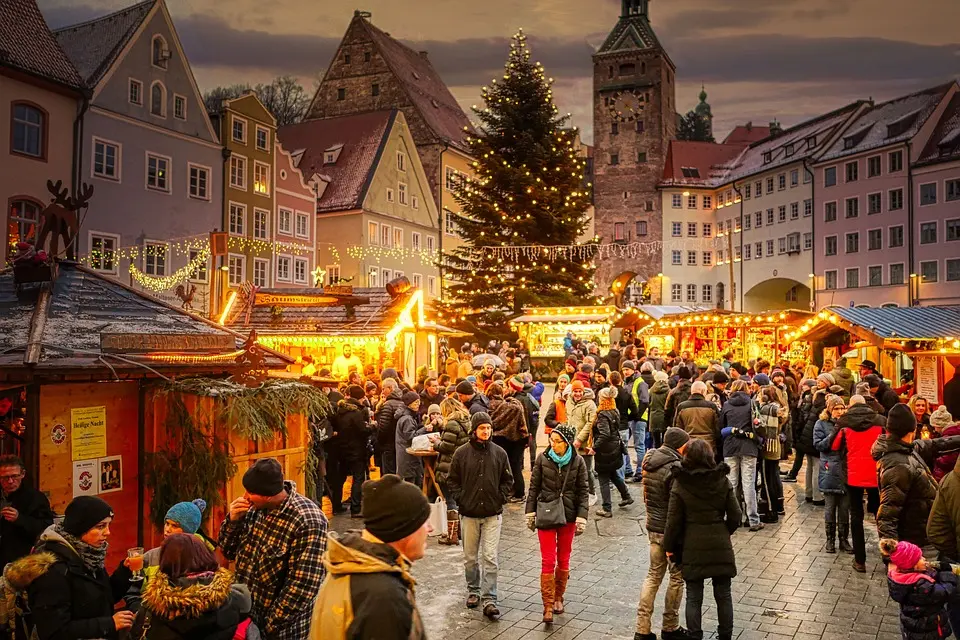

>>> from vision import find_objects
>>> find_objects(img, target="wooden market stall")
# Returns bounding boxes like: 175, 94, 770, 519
509, 305, 616, 361
611, 305, 710, 354
0, 261, 320, 566
784, 305, 960, 406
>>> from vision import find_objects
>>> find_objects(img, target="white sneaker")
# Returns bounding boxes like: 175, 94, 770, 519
588, 493, 598, 507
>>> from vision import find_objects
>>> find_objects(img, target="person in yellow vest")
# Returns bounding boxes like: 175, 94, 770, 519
332, 345, 364, 381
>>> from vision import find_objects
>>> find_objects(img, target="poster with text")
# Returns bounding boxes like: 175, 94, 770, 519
915, 357, 940, 405
72, 460, 98, 497
98, 455, 122, 494
71, 406, 107, 461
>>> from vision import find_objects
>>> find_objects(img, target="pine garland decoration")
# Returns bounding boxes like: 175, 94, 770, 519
438, 29, 597, 332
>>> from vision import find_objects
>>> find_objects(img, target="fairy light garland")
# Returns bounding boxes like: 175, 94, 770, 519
345, 246, 438, 266
129, 248, 211, 292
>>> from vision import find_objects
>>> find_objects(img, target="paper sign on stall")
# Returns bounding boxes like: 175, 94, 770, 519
71, 406, 107, 461
915, 357, 940, 405
72, 460, 98, 497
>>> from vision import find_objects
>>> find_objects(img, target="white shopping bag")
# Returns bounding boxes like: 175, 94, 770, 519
427, 498, 447, 536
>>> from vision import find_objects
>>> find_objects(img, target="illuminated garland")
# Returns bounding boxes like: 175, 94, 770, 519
345, 245, 438, 266
129, 248, 210, 292
81, 236, 314, 269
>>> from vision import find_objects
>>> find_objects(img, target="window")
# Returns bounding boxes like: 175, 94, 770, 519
686, 284, 697, 303
702, 251, 712, 266
920, 183, 938, 206
256, 126, 269, 151
824, 166, 837, 187
254, 162, 270, 195
790, 202, 799, 220
151, 35, 168, 68
614, 222, 626, 241
787, 232, 801, 253
144, 242, 167, 276
393, 227, 403, 248
718, 249, 725, 263
825, 270, 838, 290
426, 236, 435, 253
92, 138, 119, 180
610, 154, 619, 166
11, 103, 44, 158
637, 151, 647, 163
372, 83, 380, 97
380, 224, 391, 248
276, 256, 292, 282
717, 220, 725, 235
412, 232, 422, 252
687, 222, 697, 237
381, 269, 392, 285
889, 225, 904, 248
277, 207, 292, 234
790, 169, 799, 187
444, 210, 457, 236
778, 174, 786, 190
845, 198, 859, 219
947, 219, 960, 241
427, 275, 437, 296
865, 192, 881, 215
386, 188, 394, 203
398, 182, 408, 205
412, 195, 419, 210
702, 285, 713, 303
868, 155, 881, 177
174, 95, 186, 120
670, 221, 681, 237
411, 273, 423, 290
803, 232, 813, 250
890, 263, 905, 285
253, 258, 268, 287
726, 190, 733, 203
766, 178, 774, 194
755, 181, 762, 198
948, 259, 960, 282
611, 122, 619, 135
778, 237, 786, 254
703, 195, 712, 209
766, 239, 774, 257
186, 247, 207, 282
845, 232, 859, 254
755, 242, 763, 259
845, 161, 858, 182
671, 284, 682, 303
754, 211, 763, 227
636, 120, 645, 133
766, 209, 774, 225
687, 251, 697, 266
294, 257, 308, 284
636, 221, 648, 236
825, 236, 838, 256
89, 233, 118, 273
868, 229, 882, 251
868, 266, 882, 287
744, 184, 751, 199
229, 155, 246, 190
129, 79, 143, 105
743, 214, 751, 230
337, 88, 346, 101
686, 194, 697, 209
150, 82, 165, 117
146, 153, 170, 192
185, 164, 210, 200
671, 194, 682, 208
702, 222, 712, 238
889, 188, 904, 210
778, 205, 787, 223
845, 268, 859, 289
228, 202, 246, 235
396, 151, 407, 172
785, 144, 796, 157
364, 51, 372, 63
671, 250, 681, 266
889, 150, 903, 173
232, 117, 246, 143
920, 222, 937, 244
804, 199, 813, 217
920, 260, 938, 283
445, 167, 462, 191
367, 268, 378, 288
253, 209, 268, 239
763, 152, 772, 164
745, 244, 752, 260
368, 221, 379, 245
227, 254, 245, 285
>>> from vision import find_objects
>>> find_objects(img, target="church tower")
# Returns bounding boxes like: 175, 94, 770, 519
592, 0, 676, 300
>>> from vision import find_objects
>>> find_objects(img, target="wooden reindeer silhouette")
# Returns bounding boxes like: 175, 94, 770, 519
36, 180, 92, 260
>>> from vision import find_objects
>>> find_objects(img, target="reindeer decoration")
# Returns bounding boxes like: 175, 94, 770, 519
35, 180, 92, 260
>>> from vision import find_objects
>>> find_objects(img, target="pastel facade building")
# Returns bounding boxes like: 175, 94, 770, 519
273, 143, 319, 289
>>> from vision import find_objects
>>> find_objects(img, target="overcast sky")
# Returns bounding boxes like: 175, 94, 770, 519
41, 0, 960, 143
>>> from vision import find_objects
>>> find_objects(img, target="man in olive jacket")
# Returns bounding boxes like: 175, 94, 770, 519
446, 412, 513, 620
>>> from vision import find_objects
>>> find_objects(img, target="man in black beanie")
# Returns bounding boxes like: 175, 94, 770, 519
219, 458, 328, 639
310, 474, 430, 639
457, 380, 490, 416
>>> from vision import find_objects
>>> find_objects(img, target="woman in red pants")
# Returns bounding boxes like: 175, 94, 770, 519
525, 423, 589, 625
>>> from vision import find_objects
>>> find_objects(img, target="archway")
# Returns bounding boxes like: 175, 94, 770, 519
743, 278, 810, 313
610, 271, 651, 307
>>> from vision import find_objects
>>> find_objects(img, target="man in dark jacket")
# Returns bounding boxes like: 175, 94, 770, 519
635, 428, 690, 640
418, 378, 445, 418
328, 387, 374, 517
864, 374, 900, 414
608, 371, 639, 478
0, 455, 54, 568
375, 380, 406, 475
457, 380, 490, 416
664, 366, 693, 426
674, 381, 721, 454
446, 412, 513, 620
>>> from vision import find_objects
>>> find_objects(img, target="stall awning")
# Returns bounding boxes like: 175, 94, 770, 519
510, 306, 617, 325
612, 305, 711, 329
786, 305, 960, 348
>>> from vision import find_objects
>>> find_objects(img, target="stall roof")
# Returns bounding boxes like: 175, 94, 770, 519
612, 305, 711, 328
636, 308, 815, 332
787, 305, 960, 345
510, 306, 617, 325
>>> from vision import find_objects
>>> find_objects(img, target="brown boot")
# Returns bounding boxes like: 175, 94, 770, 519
438, 511, 459, 545
540, 573, 555, 624
553, 568, 569, 614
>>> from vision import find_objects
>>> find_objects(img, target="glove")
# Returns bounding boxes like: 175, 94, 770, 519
575, 517, 586, 536
525, 513, 536, 532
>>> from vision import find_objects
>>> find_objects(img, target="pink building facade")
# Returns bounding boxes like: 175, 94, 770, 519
274, 142, 318, 289
813, 82, 959, 308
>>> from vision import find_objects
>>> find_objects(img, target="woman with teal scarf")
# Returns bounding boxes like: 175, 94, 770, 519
525, 423, 589, 625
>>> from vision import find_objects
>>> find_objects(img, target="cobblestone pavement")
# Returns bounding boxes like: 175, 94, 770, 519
330, 457, 901, 640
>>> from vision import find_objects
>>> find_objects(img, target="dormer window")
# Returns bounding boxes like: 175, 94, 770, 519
843, 137, 855, 149
784, 143, 795, 157
323, 144, 343, 165
806, 135, 817, 149
887, 110, 920, 139
151, 35, 169, 69
762, 151, 772, 164
680, 167, 700, 178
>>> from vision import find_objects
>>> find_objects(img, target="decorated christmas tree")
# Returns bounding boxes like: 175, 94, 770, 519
438, 30, 596, 332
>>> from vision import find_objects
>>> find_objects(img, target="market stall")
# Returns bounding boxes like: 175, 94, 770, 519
610, 305, 709, 353
509, 306, 615, 360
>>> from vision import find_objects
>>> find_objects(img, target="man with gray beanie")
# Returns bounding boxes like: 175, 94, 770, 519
311, 474, 430, 639
447, 411, 513, 620
635, 427, 691, 640
220, 458, 327, 639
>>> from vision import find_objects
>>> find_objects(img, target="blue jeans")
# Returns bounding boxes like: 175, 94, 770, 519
726, 455, 759, 526
634, 421, 647, 469
618, 427, 633, 479
462, 515, 501, 605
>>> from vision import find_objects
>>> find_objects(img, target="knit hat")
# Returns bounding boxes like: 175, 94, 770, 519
677, 366, 692, 380
380, 368, 399, 381
664, 427, 690, 450
164, 499, 207, 534
825, 395, 846, 413
564, 358, 577, 369
570, 380, 585, 391
63, 496, 114, 537
817, 373, 836, 387
242, 458, 285, 496
470, 411, 492, 431
889, 540, 923, 572
427, 404, 442, 416
771, 369, 785, 380
863, 374, 882, 388
621, 360, 637, 372
456, 380, 475, 395
653, 370, 669, 382
347, 385, 366, 400
402, 390, 420, 406
886, 404, 917, 439
712, 371, 729, 385
801, 378, 816, 389
361, 475, 431, 543
364, 381, 379, 393
594, 368, 607, 379
507, 376, 524, 392
598, 386, 617, 401
552, 423, 576, 445
754, 374, 770, 386
931, 406, 955, 430
466, 375, 478, 384
556, 373, 570, 384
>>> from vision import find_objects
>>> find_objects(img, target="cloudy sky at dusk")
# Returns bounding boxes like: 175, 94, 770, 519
41, 0, 960, 143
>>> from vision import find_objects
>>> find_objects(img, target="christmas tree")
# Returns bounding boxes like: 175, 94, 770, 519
438, 30, 595, 332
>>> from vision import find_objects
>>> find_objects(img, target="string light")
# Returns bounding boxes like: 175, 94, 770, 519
129, 248, 210, 292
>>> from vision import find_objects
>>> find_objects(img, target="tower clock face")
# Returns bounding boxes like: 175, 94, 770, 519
609, 89, 643, 122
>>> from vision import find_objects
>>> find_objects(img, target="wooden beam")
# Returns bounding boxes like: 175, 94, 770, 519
24, 284, 51, 365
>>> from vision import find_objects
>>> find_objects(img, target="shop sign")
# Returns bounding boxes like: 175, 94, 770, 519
915, 356, 940, 405
253, 293, 339, 307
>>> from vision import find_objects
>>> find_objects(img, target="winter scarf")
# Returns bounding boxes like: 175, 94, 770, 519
53, 524, 107, 573
546, 445, 573, 468
142, 567, 235, 619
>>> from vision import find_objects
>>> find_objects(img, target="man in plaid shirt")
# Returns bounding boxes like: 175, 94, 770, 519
219, 458, 328, 639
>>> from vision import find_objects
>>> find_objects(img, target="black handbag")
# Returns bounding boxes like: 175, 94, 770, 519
535, 458, 571, 529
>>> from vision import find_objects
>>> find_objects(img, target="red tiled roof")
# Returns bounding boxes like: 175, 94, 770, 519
722, 124, 772, 145
277, 110, 395, 214
661, 141, 746, 185
359, 17, 474, 150
0, 0, 82, 89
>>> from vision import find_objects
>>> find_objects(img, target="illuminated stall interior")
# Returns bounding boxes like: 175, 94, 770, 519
510, 306, 616, 359
611, 305, 711, 354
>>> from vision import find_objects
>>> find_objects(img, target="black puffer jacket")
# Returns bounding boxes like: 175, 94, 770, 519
332, 398, 373, 462
795, 390, 814, 448
720, 392, 760, 458
593, 408, 624, 474
663, 463, 740, 581
797, 390, 827, 456
434, 413, 471, 485
664, 379, 692, 427
648, 380, 670, 435
614, 385, 639, 429
641, 446, 683, 534
375, 389, 405, 452
526, 451, 589, 525
0, 481, 54, 569
887, 563, 957, 640
874, 381, 901, 414
446, 434, 513, 519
